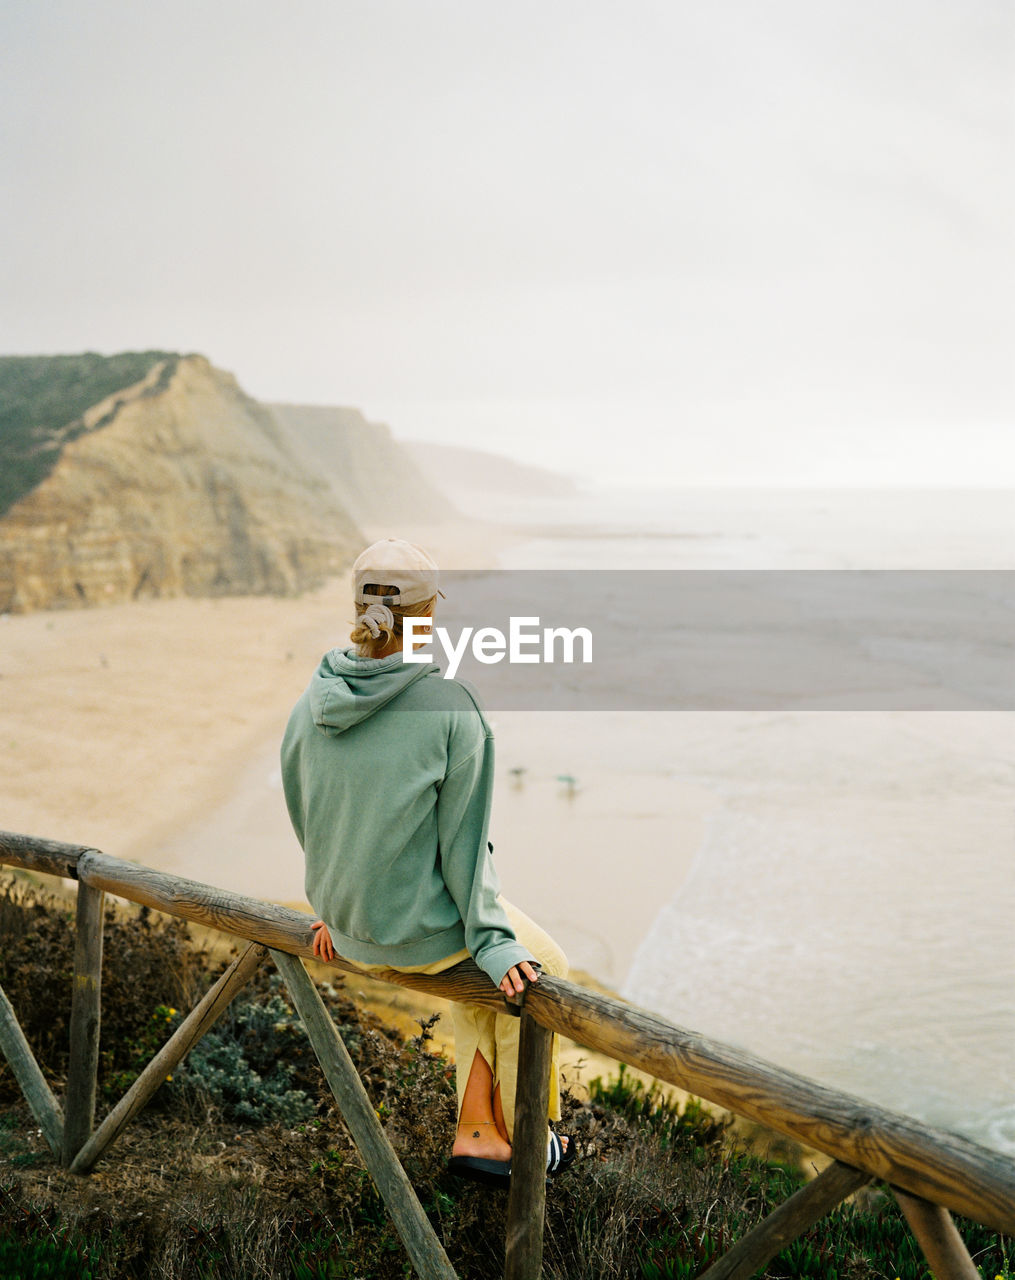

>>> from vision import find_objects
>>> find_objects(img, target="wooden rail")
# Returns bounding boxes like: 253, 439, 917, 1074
1, 830, 1013, 1280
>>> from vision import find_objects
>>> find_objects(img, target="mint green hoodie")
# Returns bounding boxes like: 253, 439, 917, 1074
280, 647, 531, 988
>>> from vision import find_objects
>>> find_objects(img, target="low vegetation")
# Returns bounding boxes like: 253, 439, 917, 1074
0, 875, 1011, 1279
0, 351, 180, 516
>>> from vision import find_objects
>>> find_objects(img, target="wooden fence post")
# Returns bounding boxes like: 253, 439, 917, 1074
70, 942, 266, 1174
0, 983, 65, 1156
893, 1188, 981, 1280
699, 1160, 872, 1280
270, 948, 458, 1280
504, 1010, 553, 1280
63, 882, 104, 1167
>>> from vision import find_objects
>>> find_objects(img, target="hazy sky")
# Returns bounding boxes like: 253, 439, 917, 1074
2, 1, 1013, 485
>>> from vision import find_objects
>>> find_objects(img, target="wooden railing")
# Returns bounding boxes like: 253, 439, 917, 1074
1, 830, 1012, 1280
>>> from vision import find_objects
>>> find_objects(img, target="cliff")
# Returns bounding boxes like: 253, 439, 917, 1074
0, 350, 182, 518
268, 402, 451, 526
0, 354, 362, 613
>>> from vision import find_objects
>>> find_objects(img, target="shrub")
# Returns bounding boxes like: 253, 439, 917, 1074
168, 993, 315, 1126
0, 875, 215, 1104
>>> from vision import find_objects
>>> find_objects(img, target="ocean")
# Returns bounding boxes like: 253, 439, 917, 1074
481, 485, 1015, 1159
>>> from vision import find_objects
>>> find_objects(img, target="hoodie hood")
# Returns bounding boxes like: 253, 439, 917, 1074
309, 647, 441, 734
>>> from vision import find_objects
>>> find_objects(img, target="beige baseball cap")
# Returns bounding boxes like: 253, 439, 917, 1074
352, 538, 444, 607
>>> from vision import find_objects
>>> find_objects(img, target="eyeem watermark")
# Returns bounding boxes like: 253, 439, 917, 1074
403, 616, 593, 680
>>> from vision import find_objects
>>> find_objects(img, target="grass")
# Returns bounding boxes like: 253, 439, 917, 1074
0, 873, 1011, 1279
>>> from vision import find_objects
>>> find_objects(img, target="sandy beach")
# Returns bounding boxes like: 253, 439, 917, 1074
0, 516, 510, 860
2, 582, 350, 864
0, 513, 711, 1124
0, 512, 704, 990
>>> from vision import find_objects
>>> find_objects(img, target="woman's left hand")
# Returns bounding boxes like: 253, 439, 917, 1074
499, 960, 540, 997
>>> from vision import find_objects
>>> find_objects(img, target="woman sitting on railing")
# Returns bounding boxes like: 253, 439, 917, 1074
279, 537, 574, 1187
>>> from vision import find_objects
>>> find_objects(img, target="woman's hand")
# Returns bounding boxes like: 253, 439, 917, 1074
499, 960, 540, 998
311, 920, 335, 962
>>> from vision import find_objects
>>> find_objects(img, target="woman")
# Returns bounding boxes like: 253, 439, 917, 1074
280, 537, 573, 1185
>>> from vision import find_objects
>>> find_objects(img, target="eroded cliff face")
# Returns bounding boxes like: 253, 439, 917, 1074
268, 403, 451, 526
0, 356, 362, 613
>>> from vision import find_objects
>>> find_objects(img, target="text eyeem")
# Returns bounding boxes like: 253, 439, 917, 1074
403, 616, 592, 680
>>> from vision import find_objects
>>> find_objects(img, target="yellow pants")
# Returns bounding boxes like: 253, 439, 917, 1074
360, 899, 568, 1141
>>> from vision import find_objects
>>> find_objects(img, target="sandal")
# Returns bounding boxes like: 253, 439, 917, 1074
546, 1128, 576, 1176
448, 1129, 576, 1188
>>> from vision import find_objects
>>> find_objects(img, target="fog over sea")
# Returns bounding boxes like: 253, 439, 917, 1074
479, 485, 1015, 1159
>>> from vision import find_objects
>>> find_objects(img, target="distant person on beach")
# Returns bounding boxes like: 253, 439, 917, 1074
279, 537, 573, 1187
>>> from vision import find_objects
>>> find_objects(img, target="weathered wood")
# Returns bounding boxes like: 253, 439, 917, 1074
371, 958, 520, 1017
271, 949, 458, 1280
63, 882, 104, 1166
520, 978, 1015, 1237
505, 1010, 553, 1280
0, 830, 92, 880
70, 942, 267, 1175
0, 982, 65, 1155
74, 847, 512, 1013
4, 834, 1015, 1239
699, 1160, 872, 1280
893, 1188, 981, 1280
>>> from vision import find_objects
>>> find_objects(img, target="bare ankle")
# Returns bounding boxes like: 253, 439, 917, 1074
457, 1120, 497, 1138
452, 1120, 512, 1161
